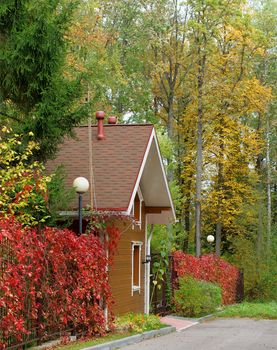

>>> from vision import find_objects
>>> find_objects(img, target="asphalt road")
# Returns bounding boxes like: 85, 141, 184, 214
122, 318, 277, 350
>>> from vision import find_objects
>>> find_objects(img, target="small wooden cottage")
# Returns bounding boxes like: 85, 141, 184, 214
46, 112, 175, 315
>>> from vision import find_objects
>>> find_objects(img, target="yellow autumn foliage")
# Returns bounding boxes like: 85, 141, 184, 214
0, 128, 51, 226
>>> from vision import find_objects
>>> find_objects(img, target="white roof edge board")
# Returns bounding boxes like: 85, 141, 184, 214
152, 130, 176, 223
127, 129, 155, 215
127, 128, 176, 223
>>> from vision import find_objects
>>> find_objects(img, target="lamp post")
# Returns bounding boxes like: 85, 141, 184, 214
73, 177, 89, 235
207, 234, 215, 254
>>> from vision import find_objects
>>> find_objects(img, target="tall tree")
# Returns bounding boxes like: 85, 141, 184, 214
253, 0, 277, 252
180, 0, 271, 256
0, 0, 87, 160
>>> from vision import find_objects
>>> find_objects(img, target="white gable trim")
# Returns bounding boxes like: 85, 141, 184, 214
152, 132, 176, 222
127, 129, 155, 215
126, 128, 176, 222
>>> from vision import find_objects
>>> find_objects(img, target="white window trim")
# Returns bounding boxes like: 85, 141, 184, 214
132, 187, 144, 230
131, 241, 143, 295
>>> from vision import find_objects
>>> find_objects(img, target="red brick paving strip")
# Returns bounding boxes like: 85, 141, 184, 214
160, 316, 198, 332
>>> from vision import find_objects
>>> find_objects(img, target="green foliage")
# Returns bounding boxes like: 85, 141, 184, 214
114, 313, 165, 333
68, 0, 154, 122
0, 127, 51, 226
248, 272, 277, 302
150, 237, 170, 294
174, 276, 222, 317
47, 165, 75, 227
230, 234, 277, 301
0, 0, 88, 160
217, 301, 277, 319
228, 235, 258, 292
0, 128, 76, 227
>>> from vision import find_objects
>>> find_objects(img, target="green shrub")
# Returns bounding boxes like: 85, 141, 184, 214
229, 234, 277, 302
246, 272, 277, 302
174, 275, 222, 317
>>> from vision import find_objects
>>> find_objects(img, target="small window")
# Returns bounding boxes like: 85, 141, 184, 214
132, 188, 143, 229
132, 241, 142, 294
134, 195, 140, 222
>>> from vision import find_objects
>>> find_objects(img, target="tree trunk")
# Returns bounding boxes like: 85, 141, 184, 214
216, 136, 224, 256
256, 113, 264, 262
195, 69, 203, 257
266, 117, 271, 251
167, 92, 174, 139
215, 222, 222, 255
194, 6, 207, 256
182, 207, 190, 252
166, 92, 175, 183
257, 188, 263, 260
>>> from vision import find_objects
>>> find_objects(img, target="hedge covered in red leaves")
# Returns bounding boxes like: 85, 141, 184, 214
0, 218, 119, 348
173, 251, 241, 305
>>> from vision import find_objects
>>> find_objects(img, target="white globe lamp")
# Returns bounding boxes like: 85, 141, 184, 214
207, 235, 215, 243
73, 177, 89, 194
73, 177, 89, 235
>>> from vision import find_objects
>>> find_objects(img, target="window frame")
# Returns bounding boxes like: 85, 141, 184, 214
131, 241, 143, 295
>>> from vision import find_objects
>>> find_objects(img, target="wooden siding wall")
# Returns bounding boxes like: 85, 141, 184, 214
109, 203, 146, 315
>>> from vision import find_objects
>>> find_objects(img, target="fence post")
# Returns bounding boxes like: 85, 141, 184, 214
169, 255, 177, 299
236, 269, 244, 303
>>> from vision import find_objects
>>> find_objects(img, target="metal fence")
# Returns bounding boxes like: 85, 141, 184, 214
0, 239, 71, 349
150, 255, 176, 315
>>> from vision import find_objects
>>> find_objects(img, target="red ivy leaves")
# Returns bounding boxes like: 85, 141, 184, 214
173, 251, 240, 305
0, 217, 117, 348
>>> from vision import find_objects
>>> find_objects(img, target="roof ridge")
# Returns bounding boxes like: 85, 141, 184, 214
77, 123, 154, 128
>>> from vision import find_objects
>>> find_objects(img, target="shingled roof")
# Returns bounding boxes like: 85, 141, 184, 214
46, 122, 175, 224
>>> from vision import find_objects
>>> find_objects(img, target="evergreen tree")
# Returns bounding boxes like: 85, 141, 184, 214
0, 0, 88, 160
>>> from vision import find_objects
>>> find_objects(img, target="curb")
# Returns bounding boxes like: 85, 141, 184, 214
82, 326, 176, 350
196, 314, 216, 323
31, 339, 61, 350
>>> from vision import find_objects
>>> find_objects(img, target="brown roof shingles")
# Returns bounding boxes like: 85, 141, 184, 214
46, 124, 154, 211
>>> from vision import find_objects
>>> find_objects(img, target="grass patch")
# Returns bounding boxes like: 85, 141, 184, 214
53, 331, 135, 350
49, 314, 166, 350
217, 301, 277, 319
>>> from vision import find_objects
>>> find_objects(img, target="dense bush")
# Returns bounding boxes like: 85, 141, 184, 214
174, 276, 222, 317
0, 217, 120, 348
173, 251, 241, 304
230, 235, 277, 302
246, 272, 277, 302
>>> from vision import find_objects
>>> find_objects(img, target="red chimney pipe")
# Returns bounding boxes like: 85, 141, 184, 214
108, 116, 117, 124
96, 111, 105, 140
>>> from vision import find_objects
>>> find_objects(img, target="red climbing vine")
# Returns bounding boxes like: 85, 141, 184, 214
0, 216, 122, 348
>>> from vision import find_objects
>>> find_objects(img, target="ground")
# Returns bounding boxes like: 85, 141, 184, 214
121, 318, 277, 350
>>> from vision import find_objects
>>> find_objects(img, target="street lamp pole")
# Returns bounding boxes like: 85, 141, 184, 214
73, 177, 89, 236
207, 234, 215, 254
78, 192, 83, 235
